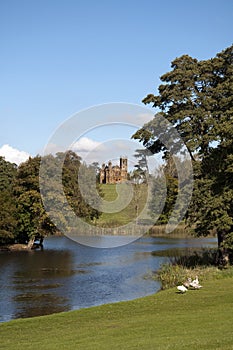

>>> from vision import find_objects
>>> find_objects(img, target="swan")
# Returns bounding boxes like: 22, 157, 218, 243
183, 277, 192, 288
192, 276, 199, 285
177, 285, 188, 293
190, 276, 202, 289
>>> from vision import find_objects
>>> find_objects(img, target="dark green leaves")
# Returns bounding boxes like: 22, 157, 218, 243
133, 44, 233, 255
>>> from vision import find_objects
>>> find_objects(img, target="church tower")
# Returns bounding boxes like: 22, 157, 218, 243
120, 157, 127, 181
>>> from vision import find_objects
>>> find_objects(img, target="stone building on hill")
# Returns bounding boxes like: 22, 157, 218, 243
99, 157, 128, 184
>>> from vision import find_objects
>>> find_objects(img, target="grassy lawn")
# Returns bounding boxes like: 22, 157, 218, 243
1, 276, 233, 349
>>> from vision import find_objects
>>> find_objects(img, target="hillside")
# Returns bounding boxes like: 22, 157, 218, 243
96, 183, 149, 227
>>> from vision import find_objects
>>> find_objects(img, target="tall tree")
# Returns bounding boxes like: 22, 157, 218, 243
133, 149, 150, 184
0, 157, 18, 244
14, 156, 54, 246
132, 45, 233, 263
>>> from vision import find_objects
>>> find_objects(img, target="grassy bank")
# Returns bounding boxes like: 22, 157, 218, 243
1, 276, 233, 350
149, 223, 193, 237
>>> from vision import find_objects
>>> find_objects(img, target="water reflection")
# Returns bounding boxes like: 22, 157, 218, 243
0, 235, 216, 322
14, 293, 69, 319
7, 250, 75, 320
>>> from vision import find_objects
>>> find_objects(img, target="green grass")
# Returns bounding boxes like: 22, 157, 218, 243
96, 184, 148, 227
95, 185, 199, 239
1, 276, 233, 349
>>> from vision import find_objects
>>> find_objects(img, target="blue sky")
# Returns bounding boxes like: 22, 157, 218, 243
0, 0, 232, 164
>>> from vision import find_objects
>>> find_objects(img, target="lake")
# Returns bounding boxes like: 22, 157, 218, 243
0, 235, 216, 322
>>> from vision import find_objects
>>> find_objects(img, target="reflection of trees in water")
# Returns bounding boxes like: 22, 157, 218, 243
10, 250, 75, 320
14, 293, 69, 319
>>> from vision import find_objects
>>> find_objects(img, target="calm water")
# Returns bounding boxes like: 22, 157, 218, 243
0, 235, 216, 322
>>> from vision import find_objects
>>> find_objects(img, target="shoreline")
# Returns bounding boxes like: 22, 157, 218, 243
0, 243, 43, 252
0, 230, 216, 252
0, 289, 161, 324
0, 244, 32, 252
1, 276, 233, 350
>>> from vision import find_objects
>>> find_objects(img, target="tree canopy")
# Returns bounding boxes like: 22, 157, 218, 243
0, 152, 101, 248
132, 44, 233, 264
0, 157, 18, 244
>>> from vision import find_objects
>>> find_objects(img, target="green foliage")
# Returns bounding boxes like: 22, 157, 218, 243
133, 148, 150, 183
170, 248, 218, 267
156, 263, 233, 291
62, 151, 101, 222
0, 157, 17, 244
14, 156, 55, 243
0, 190, 17, 244
189, 144, 233, 234
0, 156, 17, 191
155, 247, 233, 290
78, 164, 103, 221
149, 173, 178, 224
0, 151, 102, 246
132, 44, 233, 258
149, 156, 191, 224
156, 263, 192, 290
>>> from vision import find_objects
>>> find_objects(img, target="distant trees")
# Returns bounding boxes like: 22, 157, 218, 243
0, 152, 101, 247
62, 151, 101, 222
132, 44, 233, 264
149, 156, 178, 224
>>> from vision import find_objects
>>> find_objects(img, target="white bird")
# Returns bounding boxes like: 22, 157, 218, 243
190, 276, 202, 289
177, 285, 188, 293
183, 277, 192, 288
192, 276, 199, 285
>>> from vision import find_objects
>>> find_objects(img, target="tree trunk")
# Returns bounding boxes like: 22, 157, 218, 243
217, 232, 229, 267
39, 237, 44, 250
27, 238, 35, 249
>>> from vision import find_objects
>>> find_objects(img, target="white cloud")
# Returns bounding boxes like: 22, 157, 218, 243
71, 137, 101, 153
0, 144, 30, 165
41, 138, 102, 157
136, 113, 154, 125
71, 137, 153, 171
42, 143, 66, 155
122, 113, 154, 126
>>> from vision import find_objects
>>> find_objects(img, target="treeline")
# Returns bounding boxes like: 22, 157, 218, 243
0, 151, 100, 247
